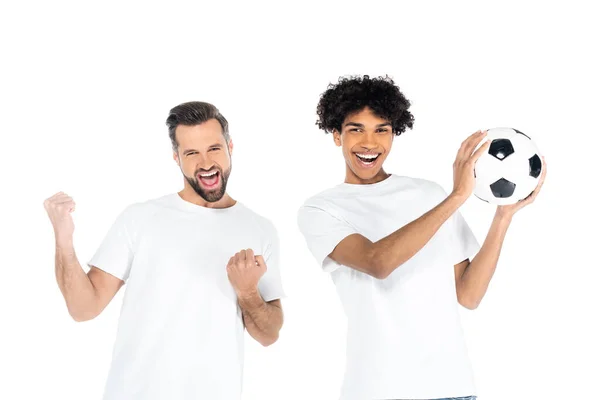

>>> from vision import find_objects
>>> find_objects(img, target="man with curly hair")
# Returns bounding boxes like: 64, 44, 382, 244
297, 75, 546, 400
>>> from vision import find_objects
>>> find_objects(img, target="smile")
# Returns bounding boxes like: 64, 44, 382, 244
197, 170, 221, 189
355, 152, 380, 167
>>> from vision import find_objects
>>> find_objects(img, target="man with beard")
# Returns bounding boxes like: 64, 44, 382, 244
44, 101, 285, 400
297, 75, 546, 400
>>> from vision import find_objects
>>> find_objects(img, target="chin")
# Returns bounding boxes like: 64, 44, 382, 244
353, 169, 379, 182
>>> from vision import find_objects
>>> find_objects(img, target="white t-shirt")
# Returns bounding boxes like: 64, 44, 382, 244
87, 193, 285, 400
297, 174, 480, 400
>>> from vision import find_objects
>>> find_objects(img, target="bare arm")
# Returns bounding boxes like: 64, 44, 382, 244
56, 241, 124, 321
227, 249, 284, 346
330, 130, 491, 279
453, 212, 510, 309
47, 192, 123, 321
238, 294, 283, 346
454, 157, 547, 309
331, 193, 465, 279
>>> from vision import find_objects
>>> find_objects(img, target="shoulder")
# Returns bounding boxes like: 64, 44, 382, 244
236, 203, 278, 237
396, 175, 449, 198
296, 187, 353, 231
125, 194, 170, 216
116, 194, 173, 228
298, 185, 344, 213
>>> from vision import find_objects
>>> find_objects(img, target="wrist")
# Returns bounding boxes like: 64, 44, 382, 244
448, 190, 469, 206
236, 287, 260, 302
236, 287, 264, 311
494, 208, 514, 223
55, 237, 74, 251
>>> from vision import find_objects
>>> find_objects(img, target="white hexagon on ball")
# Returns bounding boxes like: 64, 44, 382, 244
473, 127, 543, 205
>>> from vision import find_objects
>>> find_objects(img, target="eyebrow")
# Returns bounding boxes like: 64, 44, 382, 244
344, 122, 392, 128
182, 143, 223, 154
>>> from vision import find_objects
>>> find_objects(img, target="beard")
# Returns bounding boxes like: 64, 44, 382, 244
184, 164, 232, 203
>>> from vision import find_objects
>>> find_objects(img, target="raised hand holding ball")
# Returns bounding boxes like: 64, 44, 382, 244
473, 127, 544, 205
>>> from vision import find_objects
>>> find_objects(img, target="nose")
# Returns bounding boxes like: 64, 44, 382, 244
196, 155, 215, 172
358, 134, 378, 150
360, 144, 377, 151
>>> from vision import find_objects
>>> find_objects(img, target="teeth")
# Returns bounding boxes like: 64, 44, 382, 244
200, 171, 218, 177
356, 153, 378, 160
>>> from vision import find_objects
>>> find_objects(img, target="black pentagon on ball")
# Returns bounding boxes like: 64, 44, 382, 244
489, 139, 515, 161
490, 178, 516, 198
529, 154, 542, 178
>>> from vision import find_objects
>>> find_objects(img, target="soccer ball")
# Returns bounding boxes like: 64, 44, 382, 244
473, 127, 543, 205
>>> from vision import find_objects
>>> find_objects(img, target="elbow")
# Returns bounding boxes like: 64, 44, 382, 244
68, 307, 99, 322
371, 268, 391, 280
367, 252, 393, 280
70, 314, 89, 322
458, 294, 480, 310
259, 332, 279, 347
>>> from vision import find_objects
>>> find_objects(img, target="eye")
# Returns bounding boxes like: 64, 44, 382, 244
209, 147, 221, 152
186, 151, 198, 156
349, 128, 362, 133
376, 128, 390, 133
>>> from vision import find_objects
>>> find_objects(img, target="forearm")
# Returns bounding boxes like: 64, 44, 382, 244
459, 211, 512, 307
237, 290, 283, 346
371, 193, 465, 277
55, 240, 98, 321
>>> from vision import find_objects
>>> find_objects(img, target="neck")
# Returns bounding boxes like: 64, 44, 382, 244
344, 166, 390, 185
178, 188, 236, 209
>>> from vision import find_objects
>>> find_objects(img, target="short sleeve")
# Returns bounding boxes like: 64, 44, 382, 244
257, 221, 285, 302
430, 182, 480, 265
297, 204, 358, 273
87, 205, 136, 282
449, 210, 480, 265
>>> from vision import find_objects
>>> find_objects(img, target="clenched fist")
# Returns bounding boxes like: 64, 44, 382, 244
452, 130, 491, 200
43, 192, 76, 246
226, 249, 266, 298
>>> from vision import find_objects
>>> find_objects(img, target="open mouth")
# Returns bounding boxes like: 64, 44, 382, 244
355, 152, 380, 168
197, 170, 220, 189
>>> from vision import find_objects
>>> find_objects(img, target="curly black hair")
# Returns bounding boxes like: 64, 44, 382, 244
316, 75, 415, 136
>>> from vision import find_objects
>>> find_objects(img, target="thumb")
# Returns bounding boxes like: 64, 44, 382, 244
255, 255, 267, 269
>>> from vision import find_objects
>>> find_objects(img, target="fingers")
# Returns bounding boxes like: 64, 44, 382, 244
520, 157, 547, 205
245, 249, 255, 267
535, 157, 547, 188
526, 157, 547, 202
46, 192, 70, 202
255, 255, 267, 269
230, 249, 259, 268
470, 139, 491, 163
458, 130, 487, 160
48, 191, 66, 200
540, 156, 547, 181
460, 130, 484, 148
45, 202, 76, 215
238, 249, 254, 265
44, 192, 76, 212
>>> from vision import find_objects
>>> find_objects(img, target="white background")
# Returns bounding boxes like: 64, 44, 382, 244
1, 1, 598, 399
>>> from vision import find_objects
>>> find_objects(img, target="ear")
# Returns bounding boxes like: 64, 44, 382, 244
228, 138, 234, 155
333, 130, 342, 147
173, 150, 180, 166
